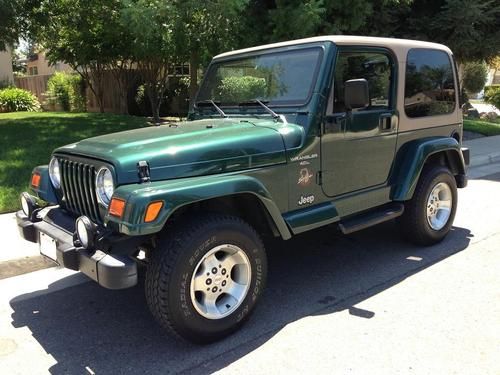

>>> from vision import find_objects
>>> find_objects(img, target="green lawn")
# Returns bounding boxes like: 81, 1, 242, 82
463, 118, 500, 136
0, 112, 150, 213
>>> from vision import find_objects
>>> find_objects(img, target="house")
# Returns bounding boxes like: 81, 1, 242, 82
0, 47, 14, 85
26, 50, 72, 76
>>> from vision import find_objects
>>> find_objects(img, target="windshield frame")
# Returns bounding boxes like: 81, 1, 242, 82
195, 44, 325, 109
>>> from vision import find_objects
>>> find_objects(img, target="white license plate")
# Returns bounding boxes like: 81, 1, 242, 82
39, 232, 58, 263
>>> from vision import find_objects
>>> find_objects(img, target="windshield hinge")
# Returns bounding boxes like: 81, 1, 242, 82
137, 160, 151, 183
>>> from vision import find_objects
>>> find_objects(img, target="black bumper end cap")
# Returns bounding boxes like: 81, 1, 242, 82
80, 250, 138, 290
97, 254, 138, 289
16, 210, 37, 243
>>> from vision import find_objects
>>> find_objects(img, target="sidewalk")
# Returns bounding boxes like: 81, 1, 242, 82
463, 134, 500, 167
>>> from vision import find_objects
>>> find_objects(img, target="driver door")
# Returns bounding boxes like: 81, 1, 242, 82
321, 47, 398, 197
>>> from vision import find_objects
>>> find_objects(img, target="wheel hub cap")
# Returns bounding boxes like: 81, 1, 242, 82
426, 182, 453, 230
190, 244, 251, 320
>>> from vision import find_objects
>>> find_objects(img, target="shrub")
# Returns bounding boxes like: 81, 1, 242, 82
216, 76, 267, 103
462, 61, 488, 94
0, 87, 41, 112
45, 72, 86, 112
484, 85, 500, 110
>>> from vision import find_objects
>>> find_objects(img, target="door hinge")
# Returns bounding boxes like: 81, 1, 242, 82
137, 160, 151, 183
316, 171, 323, 185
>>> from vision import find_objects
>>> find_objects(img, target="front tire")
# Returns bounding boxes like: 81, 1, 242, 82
400, 165, 458, 245
145, 214, 267, 344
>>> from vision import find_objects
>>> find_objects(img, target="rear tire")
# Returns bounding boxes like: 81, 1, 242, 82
400, 165, 457, 246
145, 213, 267, 344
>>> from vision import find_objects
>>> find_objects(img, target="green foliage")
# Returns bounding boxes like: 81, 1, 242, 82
381, 0, 500, 63
0, 0, 20, 51
217, 76, 267, 103
462, 61, 488, 94
46, 72, 86, 112
464, 119, 500, 136
270, 0, 326, 41
484, 85, 500, 110
0, 87, 41, 112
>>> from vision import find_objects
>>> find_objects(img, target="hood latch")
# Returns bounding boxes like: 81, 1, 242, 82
137, 160, 151, 183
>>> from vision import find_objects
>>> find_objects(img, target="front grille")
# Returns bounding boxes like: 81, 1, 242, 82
59, 159, 101, 222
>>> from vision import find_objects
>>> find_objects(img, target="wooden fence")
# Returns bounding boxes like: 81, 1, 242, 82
15, 74, 51, 103
14, 71, 189, 115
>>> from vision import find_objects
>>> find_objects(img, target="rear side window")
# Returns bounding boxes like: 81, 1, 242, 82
405, 49, 456, 118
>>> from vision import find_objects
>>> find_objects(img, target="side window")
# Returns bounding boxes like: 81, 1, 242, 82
405, 49, 456, 118
333, 51, 393, 112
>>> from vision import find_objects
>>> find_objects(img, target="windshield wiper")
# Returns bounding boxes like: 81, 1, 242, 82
238, 99, 287, 124
196, 100, 227, 118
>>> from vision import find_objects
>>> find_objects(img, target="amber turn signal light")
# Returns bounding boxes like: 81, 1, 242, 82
144, 201, 164, 223
31, 173, 41, 188
109, 198, 126, 218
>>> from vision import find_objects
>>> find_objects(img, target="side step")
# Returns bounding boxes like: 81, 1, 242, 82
338, 203, 404, 235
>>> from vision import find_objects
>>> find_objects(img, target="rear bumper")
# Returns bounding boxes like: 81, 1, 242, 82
17, 208, 138, 289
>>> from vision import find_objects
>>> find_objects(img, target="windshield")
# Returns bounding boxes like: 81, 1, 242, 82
197, 47, 323, 106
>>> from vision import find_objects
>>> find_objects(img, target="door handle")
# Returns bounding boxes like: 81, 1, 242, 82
379, 113, 393, 132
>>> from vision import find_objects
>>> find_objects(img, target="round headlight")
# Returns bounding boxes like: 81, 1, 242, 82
49, 157, 61, 189
96, 167, 114, 206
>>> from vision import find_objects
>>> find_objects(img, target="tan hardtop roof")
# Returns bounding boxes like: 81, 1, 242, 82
214, 35, 452, 60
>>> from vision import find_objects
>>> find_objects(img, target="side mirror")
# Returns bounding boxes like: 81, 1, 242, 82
344, 79, 369, 110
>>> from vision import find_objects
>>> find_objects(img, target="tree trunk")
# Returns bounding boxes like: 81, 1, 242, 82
146, 84, 161, 124
189, 50, 199, 104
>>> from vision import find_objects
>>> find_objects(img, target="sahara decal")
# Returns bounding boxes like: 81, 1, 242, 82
298, 168, 314, 186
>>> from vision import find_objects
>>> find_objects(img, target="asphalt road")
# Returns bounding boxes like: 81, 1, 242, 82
1, 166, 499, 374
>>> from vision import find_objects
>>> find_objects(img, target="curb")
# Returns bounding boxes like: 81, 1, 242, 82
0, 256, 56, 280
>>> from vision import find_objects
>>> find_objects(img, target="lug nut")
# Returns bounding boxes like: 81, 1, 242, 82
212, 267, 217, 274
206, 279, 212, 285
212, 286, 218, 293
221, 269, 226, 275
222, 280, 226, 286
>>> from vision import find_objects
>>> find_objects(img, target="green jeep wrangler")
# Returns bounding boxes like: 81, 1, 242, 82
18, 36, 469, 343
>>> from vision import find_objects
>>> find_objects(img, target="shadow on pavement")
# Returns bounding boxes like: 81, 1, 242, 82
9, 221, 472, 374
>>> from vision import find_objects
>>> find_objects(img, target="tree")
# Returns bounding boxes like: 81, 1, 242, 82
171, 0, 249, 101
0, 0, 21, 51
462, 61, 488, 94
29, 0, 127, 113
122, 0, 177, 123
380, 0, 500, 64
269, 0, 325, 41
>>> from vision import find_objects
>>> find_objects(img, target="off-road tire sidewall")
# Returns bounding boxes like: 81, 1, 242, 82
402, 166, 458, 246
146, 216, 267, 343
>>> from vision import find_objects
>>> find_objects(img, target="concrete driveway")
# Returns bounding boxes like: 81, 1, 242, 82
1, 167, 499, 374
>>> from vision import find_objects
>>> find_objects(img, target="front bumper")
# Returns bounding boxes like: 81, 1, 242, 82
17, 208, 138, 289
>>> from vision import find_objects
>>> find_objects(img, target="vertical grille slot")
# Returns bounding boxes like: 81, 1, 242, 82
59, 158, 101, 222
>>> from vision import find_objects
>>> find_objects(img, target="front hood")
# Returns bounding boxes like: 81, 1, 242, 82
55, 118, 304, 183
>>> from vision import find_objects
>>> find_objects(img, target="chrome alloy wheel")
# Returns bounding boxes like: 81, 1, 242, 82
426, 182, 453, 230
190, 244, 252, 320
